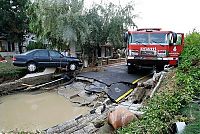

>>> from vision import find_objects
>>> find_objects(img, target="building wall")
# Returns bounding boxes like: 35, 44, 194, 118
0, 40, 19, 56
0, 40, 8, 52
100, 46, 113, 58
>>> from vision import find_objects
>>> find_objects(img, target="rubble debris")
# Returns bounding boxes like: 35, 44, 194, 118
0, 73, 52, 95
95, 104, 106, 115
150, 72, 165, 98
45, 69, 172, 133
58, 82, 86, 99
76, 76, 94, 83
85, 81, 107, 93
127, 87, 147, 103
46, 105, 114, 134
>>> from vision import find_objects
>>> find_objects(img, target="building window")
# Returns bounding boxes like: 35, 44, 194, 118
0, 41, 2, 52
0, 41, 6, 52
12, 42, 15, 51
105, 47, 111, 57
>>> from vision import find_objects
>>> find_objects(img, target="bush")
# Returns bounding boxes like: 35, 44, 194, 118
26, 41, 46, 51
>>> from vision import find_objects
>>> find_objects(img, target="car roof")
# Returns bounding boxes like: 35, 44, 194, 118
20, 49, 47, 55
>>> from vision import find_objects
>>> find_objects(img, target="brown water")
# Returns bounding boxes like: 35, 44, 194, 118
0, 91, 90, 132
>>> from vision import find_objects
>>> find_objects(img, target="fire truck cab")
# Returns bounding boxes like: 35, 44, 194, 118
124, 28, 184, 73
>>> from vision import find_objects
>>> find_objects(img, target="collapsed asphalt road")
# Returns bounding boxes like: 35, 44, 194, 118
78, 63, 151, 85
77, 63, 152, 102
47, 64, 154, 133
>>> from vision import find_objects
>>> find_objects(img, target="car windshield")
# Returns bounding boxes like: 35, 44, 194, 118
129, 33, 167, 44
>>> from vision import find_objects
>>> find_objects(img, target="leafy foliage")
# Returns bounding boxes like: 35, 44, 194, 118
29, 0, 136, 63
181, 103, 200, 134
177, 32, 200, 97
0, 0, 30, 42
26, 41, 46, 51
184, 30, 200, 46
118, 31, 200, 133
29, 0, 87, 50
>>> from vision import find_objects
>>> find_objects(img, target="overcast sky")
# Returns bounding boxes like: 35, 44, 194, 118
84, 0, 200, 34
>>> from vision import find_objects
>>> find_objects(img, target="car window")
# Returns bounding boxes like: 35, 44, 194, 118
49, 50, 62, 58
34, 50, 49, 57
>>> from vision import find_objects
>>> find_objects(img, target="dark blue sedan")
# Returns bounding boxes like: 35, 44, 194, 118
13, 49, 83, 72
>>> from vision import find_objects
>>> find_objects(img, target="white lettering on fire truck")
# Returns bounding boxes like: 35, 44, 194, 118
173, 46, 177, 52
140, 47, 156, 51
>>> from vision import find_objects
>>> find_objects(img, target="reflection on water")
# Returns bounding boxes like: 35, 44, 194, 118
0, 91, 90, 132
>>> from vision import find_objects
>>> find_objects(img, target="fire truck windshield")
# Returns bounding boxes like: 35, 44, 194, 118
129, 33, 167, 44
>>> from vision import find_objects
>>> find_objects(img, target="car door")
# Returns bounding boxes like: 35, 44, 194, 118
49, 50, 64, 67
33, 50, 50, 67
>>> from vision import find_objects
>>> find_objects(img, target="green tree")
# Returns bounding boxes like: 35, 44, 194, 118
0, 0, 30, 53
98, 2, 136, 49
29, 0, 87, 50
185, 29, 200, 46
82, 2, 136, 64
30, 0, 136, 64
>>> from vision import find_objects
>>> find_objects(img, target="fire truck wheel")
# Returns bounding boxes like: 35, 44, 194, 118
128, 66, 134, 74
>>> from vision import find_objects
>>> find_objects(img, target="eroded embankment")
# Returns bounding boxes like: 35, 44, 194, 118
45, 69, 166, 134
0, 68, 59, 96
0, 66, 166, 133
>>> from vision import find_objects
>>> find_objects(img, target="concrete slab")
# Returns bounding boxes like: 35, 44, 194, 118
85, 82, 106, 93
78, 91, 98, 102
21, 68, 56, 79
70, 96, 91, 106
58, 82, 86, 99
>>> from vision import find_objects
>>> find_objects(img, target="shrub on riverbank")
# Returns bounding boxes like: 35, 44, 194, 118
118, 31, 200, 133
178, 31, 200, 133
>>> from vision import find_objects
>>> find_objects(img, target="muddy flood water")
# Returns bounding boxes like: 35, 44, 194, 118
0, 91, 90, 132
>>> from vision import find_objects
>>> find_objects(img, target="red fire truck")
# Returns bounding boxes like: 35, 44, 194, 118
124, 28, 184, 73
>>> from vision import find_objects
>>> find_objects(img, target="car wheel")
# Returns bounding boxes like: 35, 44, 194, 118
69, 63, 77, 71
27, 62, 37, 72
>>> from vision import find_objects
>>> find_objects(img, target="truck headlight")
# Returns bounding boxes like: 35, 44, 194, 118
129, 50, 139, 56
157, 50, 167, 57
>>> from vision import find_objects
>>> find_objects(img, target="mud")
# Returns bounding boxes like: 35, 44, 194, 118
0, 91, 90, 132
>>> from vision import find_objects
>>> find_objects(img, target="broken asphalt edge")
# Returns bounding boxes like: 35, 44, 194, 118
115, 73, 153, 103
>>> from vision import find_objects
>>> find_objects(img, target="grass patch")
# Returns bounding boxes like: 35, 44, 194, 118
182, 103, 200, 134
0, 58, 27, 83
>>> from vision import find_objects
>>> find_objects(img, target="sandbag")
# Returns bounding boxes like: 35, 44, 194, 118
108, 107, 137, 129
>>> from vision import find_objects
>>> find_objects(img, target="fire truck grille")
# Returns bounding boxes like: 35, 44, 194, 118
140, 50, 156, 56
